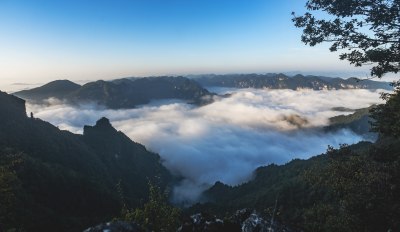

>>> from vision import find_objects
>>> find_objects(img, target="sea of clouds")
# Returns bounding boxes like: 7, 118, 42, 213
26, 88, 385, 204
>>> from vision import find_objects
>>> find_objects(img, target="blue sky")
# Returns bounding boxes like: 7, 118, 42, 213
0, 0, 370, 88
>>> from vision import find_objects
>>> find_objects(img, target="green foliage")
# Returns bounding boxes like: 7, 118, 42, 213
191, 156, 331, 229
325, 106, 376, 138
303, 203, 355, 232
0, 150, 23, 231
292, 0, 400, 78
194, 140, 400, 231
371, 88, 400, 137
121, 182, 181, 232
305, 143, 400, 231
329, 107, 371, 126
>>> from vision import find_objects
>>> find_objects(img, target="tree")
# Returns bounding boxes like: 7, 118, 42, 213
370, 87, 400, 137
0, 150, 23, 231
121, 182, 181, 232
292, 0, 400, 78
303, 144, 400, 231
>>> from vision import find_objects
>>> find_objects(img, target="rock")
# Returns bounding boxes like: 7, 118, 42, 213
241, 212, 268, 232
84, 209, 293, 232
229, 208, 253, 225
178, 212, 227, 232
177, 209, 293, 232
83, 117, 116, 137
83, 221, 144, 232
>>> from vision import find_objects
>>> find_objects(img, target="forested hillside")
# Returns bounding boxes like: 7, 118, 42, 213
0, 91, 172, 231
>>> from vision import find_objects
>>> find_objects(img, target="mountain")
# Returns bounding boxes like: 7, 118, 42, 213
185, 92, 400, 231
189, 138, 400, 231
0, 91, 172, 231
188, 153, 333, 227
14, 76, 214, 109
325, 106, 377, 140
193, 73, 392, 90
14, 79, 81, 102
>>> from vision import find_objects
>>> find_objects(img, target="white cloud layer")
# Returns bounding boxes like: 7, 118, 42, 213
26, 88, 385, 204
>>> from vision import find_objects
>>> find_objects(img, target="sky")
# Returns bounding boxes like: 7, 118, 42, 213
0, 0, 374, 90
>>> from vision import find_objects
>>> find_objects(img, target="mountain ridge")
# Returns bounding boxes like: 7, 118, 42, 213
193, 73, 392, 90
15, 79, 81, 100
13, 76, 214, 109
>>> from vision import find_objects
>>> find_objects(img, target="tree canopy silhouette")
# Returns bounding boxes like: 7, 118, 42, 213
292, 0, 400, 78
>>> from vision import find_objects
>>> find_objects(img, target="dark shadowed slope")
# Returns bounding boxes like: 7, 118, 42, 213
0, 91, 172, 232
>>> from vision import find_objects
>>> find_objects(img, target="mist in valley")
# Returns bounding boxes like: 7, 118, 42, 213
26, 88, 385, 203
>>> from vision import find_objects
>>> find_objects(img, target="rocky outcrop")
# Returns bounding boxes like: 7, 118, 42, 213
83, 117, 116, 137
83, 221, 144, 232
178, 212, 226, 232
178, 209, 293, 232
83, 209, 293, 232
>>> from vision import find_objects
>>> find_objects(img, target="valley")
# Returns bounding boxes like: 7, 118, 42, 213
2, 0, 399, 230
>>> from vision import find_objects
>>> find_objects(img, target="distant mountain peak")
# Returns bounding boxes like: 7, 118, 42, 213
29, 79, 81, 90
47, 79, 79, 85
13, 79, 81, 102
292, 74, 305, 78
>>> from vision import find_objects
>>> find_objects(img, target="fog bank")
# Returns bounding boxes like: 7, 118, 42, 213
26, 88, 385, 203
